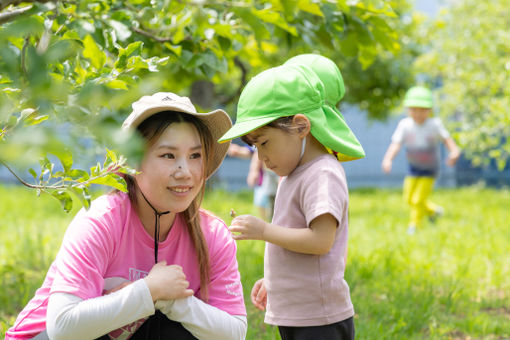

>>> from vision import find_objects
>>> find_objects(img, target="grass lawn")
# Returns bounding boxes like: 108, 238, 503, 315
1, 184, 509, 339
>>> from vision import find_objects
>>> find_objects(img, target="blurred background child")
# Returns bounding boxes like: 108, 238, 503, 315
382, 86, 460, 234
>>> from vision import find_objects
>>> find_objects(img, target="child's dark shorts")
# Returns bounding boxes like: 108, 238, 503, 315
278, 316, 355, 340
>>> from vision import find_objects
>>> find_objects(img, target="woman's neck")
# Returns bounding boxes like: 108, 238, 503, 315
135, 191, 177, 241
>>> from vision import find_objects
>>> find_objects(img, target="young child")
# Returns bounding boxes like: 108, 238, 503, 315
382, 86, 460, 234
219, 58, 364, 339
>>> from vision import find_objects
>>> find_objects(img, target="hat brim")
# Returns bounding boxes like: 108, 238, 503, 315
124, 104, 231, 179
193, 110, 232, 179
403, 99, 433, 109
218, 115, 281, 143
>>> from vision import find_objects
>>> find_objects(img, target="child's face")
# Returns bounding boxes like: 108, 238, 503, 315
408, 107, 432, 125
246, 126, 303, 177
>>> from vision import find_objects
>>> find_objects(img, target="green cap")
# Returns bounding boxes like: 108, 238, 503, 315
218, 63, 365, 161
403, 86, 433, 108
285, 53, 345, 105
284, 54, 364, 161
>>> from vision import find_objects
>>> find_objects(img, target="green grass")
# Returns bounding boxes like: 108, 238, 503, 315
1, 184, 509, 339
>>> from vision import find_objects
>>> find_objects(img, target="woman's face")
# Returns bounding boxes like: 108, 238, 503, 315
135, 121, 204, 213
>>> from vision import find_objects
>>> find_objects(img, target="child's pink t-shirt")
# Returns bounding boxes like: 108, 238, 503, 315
6, 192, 245, 339
264, 154, 354, 327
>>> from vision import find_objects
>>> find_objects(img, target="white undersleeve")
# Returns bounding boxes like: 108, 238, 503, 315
46, 279, 154, 340
155, 297, 247, 340
46, 279, 247, 340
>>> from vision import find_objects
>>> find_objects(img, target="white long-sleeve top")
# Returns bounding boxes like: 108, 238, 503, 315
46, 279, 247, 340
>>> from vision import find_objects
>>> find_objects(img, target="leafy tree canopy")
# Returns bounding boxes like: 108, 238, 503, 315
0, 0, 416, 211
414, 0, 510, 170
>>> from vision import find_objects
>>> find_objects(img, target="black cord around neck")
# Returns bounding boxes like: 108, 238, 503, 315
139, 190, 170, 264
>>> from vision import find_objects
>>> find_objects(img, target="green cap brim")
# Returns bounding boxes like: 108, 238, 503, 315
218, 115, 281, 143
403, 98, 433, 108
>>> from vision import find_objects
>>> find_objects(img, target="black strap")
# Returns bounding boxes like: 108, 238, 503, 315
139, 190, 170, 264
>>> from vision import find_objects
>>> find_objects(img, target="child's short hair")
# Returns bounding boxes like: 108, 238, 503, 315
241, 116, 296, 145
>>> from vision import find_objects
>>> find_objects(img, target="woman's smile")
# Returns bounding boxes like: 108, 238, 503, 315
168, 185, 193, 194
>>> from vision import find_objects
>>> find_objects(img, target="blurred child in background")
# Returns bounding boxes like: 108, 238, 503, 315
228, 144, 279, 221
382, 86, 460, 234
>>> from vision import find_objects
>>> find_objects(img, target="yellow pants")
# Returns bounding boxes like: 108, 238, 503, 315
403, 176, 440, 227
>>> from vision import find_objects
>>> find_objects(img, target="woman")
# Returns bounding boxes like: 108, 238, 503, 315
6, 92, 247, 340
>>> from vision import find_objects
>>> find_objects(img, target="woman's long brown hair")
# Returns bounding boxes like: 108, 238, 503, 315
124, 111, 212, 300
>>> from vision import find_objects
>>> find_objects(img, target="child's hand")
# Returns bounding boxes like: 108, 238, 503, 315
250, 278, 267, 311
246, 170, 260, 187
144, 261, 194, 302
229, 214, 267, 241
381, 158, 392, 173
446, 152, 460, 167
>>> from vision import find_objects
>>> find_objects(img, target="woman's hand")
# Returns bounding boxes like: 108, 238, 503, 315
229, 215, 267, 241
144, 261, 194, 302
250, 278, 267, 311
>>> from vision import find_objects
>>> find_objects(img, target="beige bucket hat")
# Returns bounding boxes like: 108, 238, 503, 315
123, 92, 232, 179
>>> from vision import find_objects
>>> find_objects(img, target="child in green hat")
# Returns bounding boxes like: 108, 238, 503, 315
219, 57, 363, 339
382, 86, 460, 234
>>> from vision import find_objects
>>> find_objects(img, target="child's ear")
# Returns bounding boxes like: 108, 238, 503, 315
293, 114, 311, 137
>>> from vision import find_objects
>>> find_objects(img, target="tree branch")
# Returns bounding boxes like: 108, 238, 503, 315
0, 159, 41, 189
132, 27, 174, 43
0, 0, 57, 11
0, 4, 31, 24
219, 56, 248, 106
0, 159, 124, 190
21, 35, 29, 77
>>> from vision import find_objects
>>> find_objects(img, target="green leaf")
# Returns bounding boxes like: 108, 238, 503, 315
25, 115, 49, 126
163, 43, 182, 56
252, 9, 298, 36
217, 36, 231, 51
105, 148, 118, 164
126, 56, 149, 70
89, 174, 127, 192
124, 41, 143, 57
109, 20, 131, 41
53, 171, 65, 178
114, 53, 128, 70
147, 56, 169, 72
234, 7, 271, 41
51, 190, 73, 213
69, 169, 90, 181
83, 35, 107, 70
28, 168, 37, 179
52, 149, 73, 173
39, 156, 53, 175
211, 23, 234, 39
106, 79, 128, 90
69, 186, 91, 210
297, 0, 324, 17
90, 163, 101, 177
